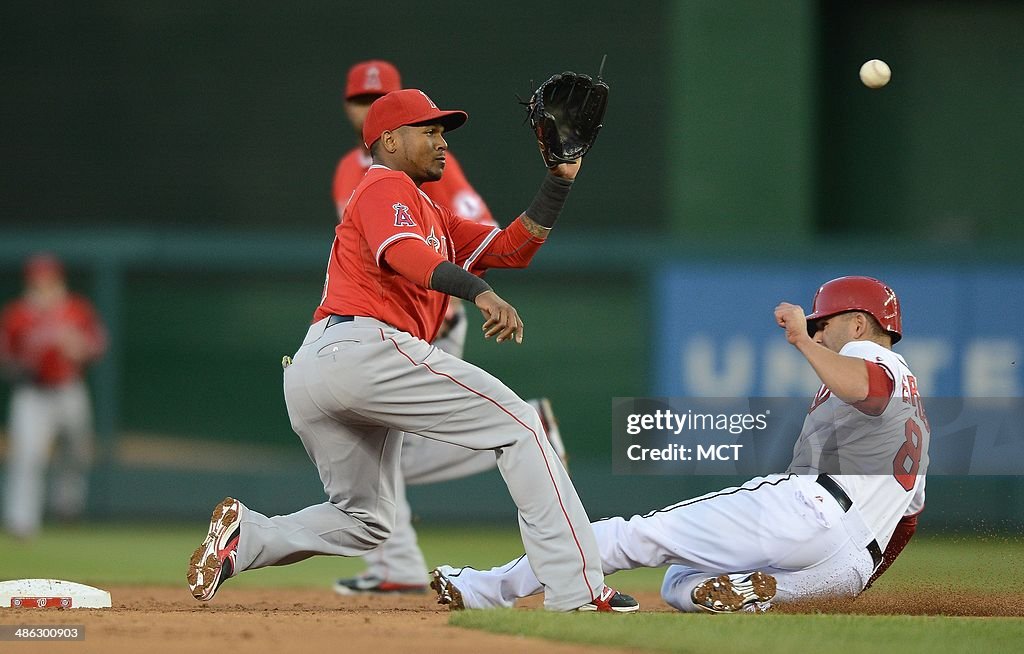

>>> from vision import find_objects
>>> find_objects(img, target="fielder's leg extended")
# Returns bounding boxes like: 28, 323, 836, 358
356, 321, 603, 611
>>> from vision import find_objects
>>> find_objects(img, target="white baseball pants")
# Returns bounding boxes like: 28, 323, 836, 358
442, 474, 877, 611
3, 381, 93, 538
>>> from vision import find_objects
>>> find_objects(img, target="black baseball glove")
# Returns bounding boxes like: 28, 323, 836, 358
526, 71, 610, 168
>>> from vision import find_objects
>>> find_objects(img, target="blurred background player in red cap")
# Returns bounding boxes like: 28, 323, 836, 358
329, 62, 567, 596
1, 253, 107, 539
334, 60, 492, 226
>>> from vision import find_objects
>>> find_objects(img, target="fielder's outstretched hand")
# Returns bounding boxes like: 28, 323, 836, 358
475, 290, 524, 345
547, 154, 582, 180
775, 302, 810, 346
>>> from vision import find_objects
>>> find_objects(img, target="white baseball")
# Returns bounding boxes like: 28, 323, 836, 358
859, 59, 891, 89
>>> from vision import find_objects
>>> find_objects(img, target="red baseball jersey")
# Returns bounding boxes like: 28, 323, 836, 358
0, 294, 107, 386
316, 166, 529, 341
332, 147, 496, 227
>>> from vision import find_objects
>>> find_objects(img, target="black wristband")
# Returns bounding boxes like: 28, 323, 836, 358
429, 261, 493, 302
525, 174, 574, 229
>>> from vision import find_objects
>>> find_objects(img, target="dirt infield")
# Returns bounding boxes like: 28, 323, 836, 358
773, 586, 1024, 617
2, 586, 1021, 654
3, 586, 647, 654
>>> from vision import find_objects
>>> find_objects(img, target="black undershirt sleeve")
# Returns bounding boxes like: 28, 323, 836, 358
525, 174, 573, 228
429, 261, 492, 302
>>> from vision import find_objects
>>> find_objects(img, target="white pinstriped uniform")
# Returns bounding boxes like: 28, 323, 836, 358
440, 340, 929, 610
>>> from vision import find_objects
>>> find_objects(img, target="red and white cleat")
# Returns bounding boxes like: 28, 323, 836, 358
576, 586, 639, 613
187, 497, 242, 601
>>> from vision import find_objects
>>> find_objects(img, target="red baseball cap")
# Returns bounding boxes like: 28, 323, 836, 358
362, 89, 468, 148
345, 60, 402, 100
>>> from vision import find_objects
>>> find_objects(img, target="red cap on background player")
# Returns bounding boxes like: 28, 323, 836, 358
362, 89, 468, 148
24, 253, 64, 283
346, 60, 402, 99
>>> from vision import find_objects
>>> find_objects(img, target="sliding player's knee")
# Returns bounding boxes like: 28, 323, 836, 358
660, 566, 693, 612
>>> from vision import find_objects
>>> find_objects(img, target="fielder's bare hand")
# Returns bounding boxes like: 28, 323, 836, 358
544, 149, 583, 180
475, 290, 524, 344
775, 302, 811, 346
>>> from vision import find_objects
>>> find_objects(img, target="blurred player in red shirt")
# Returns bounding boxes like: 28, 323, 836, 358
329, 61, 566, 595
333, 61, 494, 227
1, 254, 107, 538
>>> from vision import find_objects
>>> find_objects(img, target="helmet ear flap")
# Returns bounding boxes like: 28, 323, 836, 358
805, 319, 820, 339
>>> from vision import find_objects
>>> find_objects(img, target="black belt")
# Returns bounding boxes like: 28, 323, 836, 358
816, 474, 883, 570
326, 314, 355, 328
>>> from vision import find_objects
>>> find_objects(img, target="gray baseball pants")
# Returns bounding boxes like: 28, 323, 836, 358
357, 307, 498, 584
234, 316, 603, 611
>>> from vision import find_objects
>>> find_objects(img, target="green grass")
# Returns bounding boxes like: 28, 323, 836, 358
447, 534, 1024, 654
450, 611, 1024, 654
861, 534, 1024, 592
1, 526, 1021, 595
0, 523, 531, 588
2, 526, 1022, 652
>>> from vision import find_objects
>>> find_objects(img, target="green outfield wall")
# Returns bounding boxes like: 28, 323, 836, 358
3, 1, 1023, 240
2, 1, 1023, 528
1, 233, 1022, 530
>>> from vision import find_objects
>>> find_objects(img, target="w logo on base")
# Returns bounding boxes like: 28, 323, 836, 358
10, 596, 73, 608
393, 203, 416, 227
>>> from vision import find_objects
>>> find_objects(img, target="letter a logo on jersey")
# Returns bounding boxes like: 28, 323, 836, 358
393, 203, 416, 227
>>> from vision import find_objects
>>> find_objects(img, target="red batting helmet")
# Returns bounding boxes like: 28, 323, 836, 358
805, 276, 902, 343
